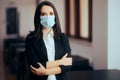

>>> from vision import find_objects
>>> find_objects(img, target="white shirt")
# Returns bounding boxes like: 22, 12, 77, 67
43, 29, 56, 80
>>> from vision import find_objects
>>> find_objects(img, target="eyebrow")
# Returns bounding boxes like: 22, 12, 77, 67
41, 12, 54, 14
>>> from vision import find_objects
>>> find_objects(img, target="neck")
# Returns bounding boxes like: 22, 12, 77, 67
43, 28, 52, 34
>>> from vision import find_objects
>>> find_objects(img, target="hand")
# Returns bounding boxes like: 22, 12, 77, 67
60, 53, 72, 66
30, 62, 47, 76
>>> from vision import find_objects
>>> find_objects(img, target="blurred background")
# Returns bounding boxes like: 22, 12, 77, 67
0, 0, 120, 80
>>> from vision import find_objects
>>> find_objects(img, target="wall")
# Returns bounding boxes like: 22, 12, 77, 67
92, 0, 108, 69
0, 0, 35, 49
108, 0, 120, 69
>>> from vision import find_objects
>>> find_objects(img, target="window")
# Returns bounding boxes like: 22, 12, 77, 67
65, 0, 92, 42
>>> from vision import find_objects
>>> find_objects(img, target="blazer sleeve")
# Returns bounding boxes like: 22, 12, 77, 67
25, 36, 40, 68
59, 34, 72, 73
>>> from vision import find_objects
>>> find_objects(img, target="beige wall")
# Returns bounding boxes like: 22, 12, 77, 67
0, 0, 36, 50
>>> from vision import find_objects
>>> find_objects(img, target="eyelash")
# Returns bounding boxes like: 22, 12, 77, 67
41, 13, 54, 16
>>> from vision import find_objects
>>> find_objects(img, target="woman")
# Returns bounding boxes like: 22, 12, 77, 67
25, 1, 72, 80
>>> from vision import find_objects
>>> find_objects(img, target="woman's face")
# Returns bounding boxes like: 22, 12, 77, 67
40, 5, 55, 29
40, 5, 54, 16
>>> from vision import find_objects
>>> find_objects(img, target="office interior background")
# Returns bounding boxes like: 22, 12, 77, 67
0, 0, 120, 80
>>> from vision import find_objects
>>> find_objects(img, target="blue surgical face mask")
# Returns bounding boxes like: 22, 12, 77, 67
40, 15, 55, 28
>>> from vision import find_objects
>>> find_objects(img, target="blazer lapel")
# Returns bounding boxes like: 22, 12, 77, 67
54, 39, 58, 60
39, 39, 63, 61
54, 39, 63, 60
39, 39, 48, 61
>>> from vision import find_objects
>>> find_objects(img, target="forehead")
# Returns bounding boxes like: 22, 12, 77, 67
41, 5, 54, 12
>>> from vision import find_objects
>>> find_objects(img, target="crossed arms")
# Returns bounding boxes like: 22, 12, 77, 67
30, 53, 72, 76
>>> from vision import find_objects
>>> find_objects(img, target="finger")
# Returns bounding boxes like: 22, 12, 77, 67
30, 68, 36, 73
30, 68, 38, 75
63, 53, 68, 58
67, 58, 72, 65
37, 62, 42, 66
68, 58, 72, 62
30, 67, 36, 71
70, 58, 73, 65
37, 62, 43, 68
37, 62, 45, 69
31, 70, 38, 75
30, 65, 37, 71
69, 58, 72, 60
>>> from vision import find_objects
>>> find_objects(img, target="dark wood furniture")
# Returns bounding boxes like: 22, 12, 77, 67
65, 70, 120, 80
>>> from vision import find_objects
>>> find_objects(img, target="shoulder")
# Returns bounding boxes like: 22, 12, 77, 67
60, 33, 69, 42
25, 31, 36, 42
60, 33, 68, 39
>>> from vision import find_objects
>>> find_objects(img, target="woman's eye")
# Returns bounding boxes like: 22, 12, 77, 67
50, 12, 54, 15
41, 12, 54, 16
41, 12, 46, 16
41, 14, 45, 16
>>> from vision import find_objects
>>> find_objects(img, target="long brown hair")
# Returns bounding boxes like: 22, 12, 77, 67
32, 1, 61, 40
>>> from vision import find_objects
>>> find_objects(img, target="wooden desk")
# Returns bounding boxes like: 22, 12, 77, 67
65, 70, 120, 80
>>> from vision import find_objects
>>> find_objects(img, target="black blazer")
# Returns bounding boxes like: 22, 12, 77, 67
25, 33, 71, 80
